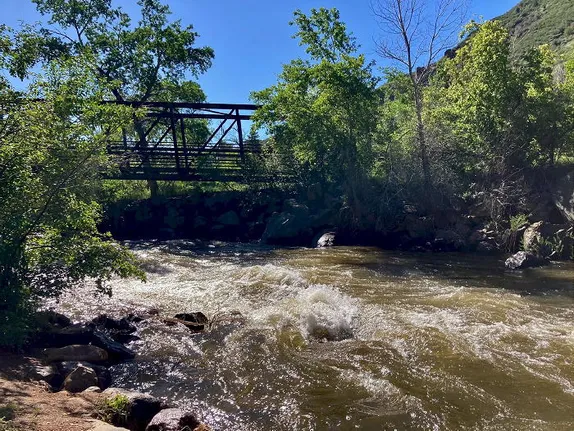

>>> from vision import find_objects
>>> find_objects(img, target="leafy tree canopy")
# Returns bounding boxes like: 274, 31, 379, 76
31, 0, 214, 102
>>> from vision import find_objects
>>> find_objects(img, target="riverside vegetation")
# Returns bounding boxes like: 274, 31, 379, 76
2, 0, 574, 350
2, 0, 574, 429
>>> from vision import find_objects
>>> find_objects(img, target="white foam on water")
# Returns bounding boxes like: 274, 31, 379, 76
252, 284, 359, 342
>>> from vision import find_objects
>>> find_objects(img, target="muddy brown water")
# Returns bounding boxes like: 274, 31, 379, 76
53, 241, 574, 430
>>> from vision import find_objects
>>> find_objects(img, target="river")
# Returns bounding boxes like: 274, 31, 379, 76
53, 241, 574, 430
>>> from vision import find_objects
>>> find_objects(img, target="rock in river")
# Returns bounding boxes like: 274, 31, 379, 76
43, 345, 109, 364
103, 388, 164, 431
145, 408, 203, 431
505, 251, 549, 270
63, 364, 99, 393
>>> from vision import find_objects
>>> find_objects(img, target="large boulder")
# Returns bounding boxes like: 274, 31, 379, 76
262, 201, 314, 246
34, 310, 71, 329
43, 345, 109, 364
103, 388, 164, 431
216, 210, 240, 226
505, 251, 549, 270
33, 325, 94, 347
63, 364, 99, 393
91, 330, 136, 362
56, 361, 111, 390
33, 324, 135, 362
173, 312, 208, 325
28, 363, 60, 388
91, 315, 139, 345
162, 317, 205, 332
91, 315, 137, 336
145, 408, 203, 431
313, 232, 337, 248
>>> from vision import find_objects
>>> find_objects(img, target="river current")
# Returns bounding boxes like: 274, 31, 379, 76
53, 241, 574, 430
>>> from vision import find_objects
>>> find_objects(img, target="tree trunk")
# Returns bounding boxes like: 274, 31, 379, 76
414, 87, 431, 189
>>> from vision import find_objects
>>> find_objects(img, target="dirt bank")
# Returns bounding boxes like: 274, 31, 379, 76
0, 350, 101, 431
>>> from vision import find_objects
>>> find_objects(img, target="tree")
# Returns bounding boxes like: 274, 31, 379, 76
0, 36, 144, 346
519, 45, 574, 166
372, 0, 467, 188
252, 8, 379, 212
31, 0, 214, 196
427, 21, 571, 174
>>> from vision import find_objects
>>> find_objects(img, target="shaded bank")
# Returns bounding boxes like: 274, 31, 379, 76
101, 164, 574, 258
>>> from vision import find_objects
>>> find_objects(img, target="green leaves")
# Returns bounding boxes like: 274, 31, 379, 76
31, 0, 214, 102
291, 8, 358, 63
253, 9, 378, 187
0, 53, 144, 346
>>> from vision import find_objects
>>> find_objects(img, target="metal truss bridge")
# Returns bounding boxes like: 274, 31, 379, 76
104, 101, 274, 182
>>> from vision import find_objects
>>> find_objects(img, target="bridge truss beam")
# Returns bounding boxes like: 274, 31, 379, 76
105, 101, 263, 182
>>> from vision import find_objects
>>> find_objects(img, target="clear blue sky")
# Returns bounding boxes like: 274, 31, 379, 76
1, 0, 519, 103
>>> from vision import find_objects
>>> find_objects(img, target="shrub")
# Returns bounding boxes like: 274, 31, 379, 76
95, 395, 130, 427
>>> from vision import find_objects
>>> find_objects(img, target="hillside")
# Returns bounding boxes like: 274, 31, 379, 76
496, 0, 574, 57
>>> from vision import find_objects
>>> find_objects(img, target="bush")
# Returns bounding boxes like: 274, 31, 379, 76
95, 395, 130, 427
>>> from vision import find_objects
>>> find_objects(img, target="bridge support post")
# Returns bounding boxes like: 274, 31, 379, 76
236, 108, 245, 163
169, 106, 181, 171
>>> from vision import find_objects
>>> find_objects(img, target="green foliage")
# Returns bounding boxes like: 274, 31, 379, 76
0, 44, 144, 347
95, 394, 130, 427
0, 404, 18, 431
291, 8, 358, 62
427, 21, 574, 179
497, 0, 574, 57
32, 0, 214, 102
252, 8, 379, 193
0, 404, 16, 421
510, 213, 529, 232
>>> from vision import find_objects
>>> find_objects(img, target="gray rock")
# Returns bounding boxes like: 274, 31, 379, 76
34, 325, 94, 347
145, 408, 201, 431
173, 313, 208, 325
63, 364, 99, 393
262, 206, 314, 246
84, 386, 102, 393
29, 364, 60, 388
89, 419, 130, 430
103, 388, 163, 431
35, 310, 71, 329
56, 361, 111, 390
505, 251, 549, 270
33, 324, 135, 362
43, 345, 109, 364
314, 232, 336, 248
91, 330, 136, 362
216, 210, 240, 226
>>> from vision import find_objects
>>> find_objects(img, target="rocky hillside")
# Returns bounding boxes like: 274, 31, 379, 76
497, 0, 574, 57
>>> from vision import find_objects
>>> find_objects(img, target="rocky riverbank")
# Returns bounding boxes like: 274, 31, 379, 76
102, 172, 574, 267
0, 310, 212, 431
